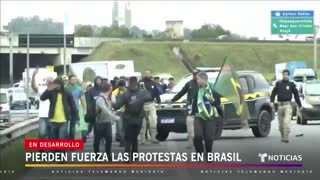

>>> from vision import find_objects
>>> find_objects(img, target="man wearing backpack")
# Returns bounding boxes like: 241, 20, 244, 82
85, 76, 103, 135
113, 77, 151, 163
193, 72, 223, 162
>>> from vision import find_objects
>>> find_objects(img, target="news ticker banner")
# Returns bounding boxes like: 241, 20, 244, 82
24, 140, 305, 168
271, 10, 314, 35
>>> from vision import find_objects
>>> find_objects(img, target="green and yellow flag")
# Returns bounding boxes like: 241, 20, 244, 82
213, 57, 250, 128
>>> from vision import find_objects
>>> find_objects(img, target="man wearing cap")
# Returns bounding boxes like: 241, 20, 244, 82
171, 69, 200, 149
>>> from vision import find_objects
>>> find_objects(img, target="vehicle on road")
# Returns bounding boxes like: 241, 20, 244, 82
0, 89, 11, 122
156, 70, 275, 141
9, 88, 30, 110
297, 80, 320, 125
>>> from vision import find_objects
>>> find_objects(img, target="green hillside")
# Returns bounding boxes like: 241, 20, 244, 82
84, 42, 188, 79
85, 42, 320, 81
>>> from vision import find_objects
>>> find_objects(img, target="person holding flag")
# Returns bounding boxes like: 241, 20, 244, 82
192, 72, 223, 160
213, 57, 250, 129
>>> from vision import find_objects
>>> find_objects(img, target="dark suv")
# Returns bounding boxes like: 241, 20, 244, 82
156, 71, 275, 141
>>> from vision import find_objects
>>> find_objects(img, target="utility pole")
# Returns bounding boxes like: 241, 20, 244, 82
9, 32, 13, 86
26, 34, 30, 118
63, 34, 67, 75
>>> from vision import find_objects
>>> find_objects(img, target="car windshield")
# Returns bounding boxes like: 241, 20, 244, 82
305, 83, 320, 95
0, 93, 7, 104
170, 72, 219, 93
12, 93, 27, 100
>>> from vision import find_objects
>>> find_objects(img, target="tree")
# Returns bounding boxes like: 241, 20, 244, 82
191, 24, 231, 40
74, 25, 94, 37
98, 25, 131, 38
5, 16, 63, 34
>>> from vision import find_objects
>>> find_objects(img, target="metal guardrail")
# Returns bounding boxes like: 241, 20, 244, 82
0, 117, 38, 145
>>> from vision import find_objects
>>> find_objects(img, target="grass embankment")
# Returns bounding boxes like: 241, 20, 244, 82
0, 130, 38, 180
85, 42, 320, 82
85, 42, 188, 79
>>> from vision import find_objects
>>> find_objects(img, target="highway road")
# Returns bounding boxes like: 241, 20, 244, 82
20, 115, 320, 180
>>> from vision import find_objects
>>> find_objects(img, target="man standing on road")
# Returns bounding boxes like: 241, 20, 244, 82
192, 72, 223, 161
31, 69, 55, 140
171, 69, 199, 149
111, 79, 127, 147
139, 70, 161, 144
86, 76, 103, 135
65, 74, 87, 140
40, 77, 79, 141
270, 69, 302, 143
113, 77, 151, 163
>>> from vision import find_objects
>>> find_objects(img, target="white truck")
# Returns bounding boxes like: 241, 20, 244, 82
57, 60, 141, 83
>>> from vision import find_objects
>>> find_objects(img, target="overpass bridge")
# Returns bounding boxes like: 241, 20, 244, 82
0, 33, 124, 84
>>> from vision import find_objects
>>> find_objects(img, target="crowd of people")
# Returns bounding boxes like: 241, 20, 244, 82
33, 68, 224, 162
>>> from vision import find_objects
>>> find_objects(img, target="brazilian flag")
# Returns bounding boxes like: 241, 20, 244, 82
213, 57, 250, 128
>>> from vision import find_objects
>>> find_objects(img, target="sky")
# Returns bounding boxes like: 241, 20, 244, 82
1, 0, 319, 39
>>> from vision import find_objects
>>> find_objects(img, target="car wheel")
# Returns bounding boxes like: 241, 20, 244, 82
301, 115, 308, 125
156, 126, 169, 141
215, 118, 223, 139
252, 110, 271, 137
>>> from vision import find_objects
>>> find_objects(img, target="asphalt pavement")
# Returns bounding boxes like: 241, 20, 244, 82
19, 116, 320, 180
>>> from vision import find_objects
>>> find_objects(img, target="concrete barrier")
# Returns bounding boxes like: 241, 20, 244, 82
0, 117, 38, 145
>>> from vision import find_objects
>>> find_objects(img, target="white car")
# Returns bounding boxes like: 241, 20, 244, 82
0, 89, 11, 122
297, 80, 320, 125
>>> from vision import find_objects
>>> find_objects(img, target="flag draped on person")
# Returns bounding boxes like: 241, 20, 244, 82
213, 57, 250, 128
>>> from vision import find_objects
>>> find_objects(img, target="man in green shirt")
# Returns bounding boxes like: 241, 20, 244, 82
193, 72, 223, 161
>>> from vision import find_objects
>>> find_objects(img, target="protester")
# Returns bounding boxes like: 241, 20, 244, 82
86, 76, 102, 135
94, 82, 120, 159
65, 75, 87, 140
171, 69, 199, 149
40, 77, 79, 140
153, 76, 164, 95
192, 72, 223, 161
139, 70, 161, 144
167, 77, 175, 90
113, 76, 151, 162
270, 69, 302, 143
31, 69, 54, 140
111, 79, 127, 147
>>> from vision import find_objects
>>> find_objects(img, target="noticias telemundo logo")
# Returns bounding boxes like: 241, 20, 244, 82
258, 153, 303, 163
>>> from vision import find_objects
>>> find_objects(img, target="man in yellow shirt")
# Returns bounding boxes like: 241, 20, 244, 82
40, 77, 79, 140
111, 79, 126, 147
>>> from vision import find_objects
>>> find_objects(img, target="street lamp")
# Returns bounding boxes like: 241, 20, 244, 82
9, 32, 13, 86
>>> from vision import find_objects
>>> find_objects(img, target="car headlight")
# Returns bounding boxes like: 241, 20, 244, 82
302, 101, 313, 108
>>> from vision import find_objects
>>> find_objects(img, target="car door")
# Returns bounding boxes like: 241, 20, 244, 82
245, 76, 258, 120
223, 76, 251, 125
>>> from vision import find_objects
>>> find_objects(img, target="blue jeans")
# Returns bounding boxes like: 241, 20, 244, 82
50, 122, 69, 140
69, 121, 76, 139
39, 117, 50, 139
115, 112, 124, 140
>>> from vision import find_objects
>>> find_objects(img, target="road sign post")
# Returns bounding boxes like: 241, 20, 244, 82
314, 25, 318, 76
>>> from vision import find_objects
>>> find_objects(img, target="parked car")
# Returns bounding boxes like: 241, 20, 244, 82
297, 80, 320, 125
9, 88, 30, 110
0, 89, 11, 122
156, 70, 275, 141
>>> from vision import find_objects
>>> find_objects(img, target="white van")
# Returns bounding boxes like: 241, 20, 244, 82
0, 89, 11, 122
